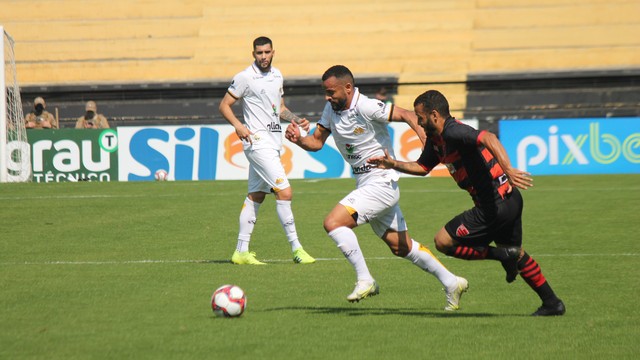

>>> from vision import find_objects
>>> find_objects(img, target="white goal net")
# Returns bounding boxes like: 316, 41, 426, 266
1, 26, 31, 182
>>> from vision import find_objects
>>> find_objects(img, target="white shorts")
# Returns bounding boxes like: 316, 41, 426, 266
339, 180, 408, 238
245, 148, 291, 194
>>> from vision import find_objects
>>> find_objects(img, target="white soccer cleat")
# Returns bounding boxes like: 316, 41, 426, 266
347, 280, 379, 302
444, 276, 469, 311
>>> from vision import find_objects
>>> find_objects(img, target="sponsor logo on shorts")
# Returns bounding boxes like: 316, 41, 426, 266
456, 224, 469, 237
352, 164, 373, 174
275, 178, 284, 184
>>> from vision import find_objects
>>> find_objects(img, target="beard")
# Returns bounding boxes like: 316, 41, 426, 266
329, 98, 347, 111
257, 59, 271, 71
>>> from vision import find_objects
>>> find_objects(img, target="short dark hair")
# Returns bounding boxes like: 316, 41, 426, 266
253, 36, 273, 49
413, 90, 450, 117
322, 65, 355, 84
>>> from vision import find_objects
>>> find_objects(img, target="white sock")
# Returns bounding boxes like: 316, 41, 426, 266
276, 200, 302, 251
236, 198, 260, 252
405, 239, 457, 288
328, 226, 373, 282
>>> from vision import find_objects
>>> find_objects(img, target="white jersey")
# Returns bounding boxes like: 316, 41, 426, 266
318, 88, 400, 187
227, 63, 284, 150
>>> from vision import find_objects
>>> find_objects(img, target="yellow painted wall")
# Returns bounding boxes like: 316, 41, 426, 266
2, 0, 639, 113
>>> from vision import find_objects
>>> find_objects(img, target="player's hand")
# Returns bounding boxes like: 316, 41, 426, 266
285, 121, 301, 143
505, 168, 533, 190
297, 118, 311, 133
367, 149, 396, 169
235, 125, 253, 144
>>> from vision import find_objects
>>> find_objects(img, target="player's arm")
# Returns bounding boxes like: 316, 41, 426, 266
479, 131, 533, 190
219, 92, 252, 143
280, 99, 310, 132
285, 121, 329, 152
389, 105, 426, 145
367, 149, 429, 176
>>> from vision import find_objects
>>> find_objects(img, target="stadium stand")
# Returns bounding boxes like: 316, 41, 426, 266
2, 0, 639, 127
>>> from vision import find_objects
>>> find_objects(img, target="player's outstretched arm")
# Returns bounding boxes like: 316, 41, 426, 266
390, 106, 426, 146
480, 131, 533, 190
368, 149, 429, 176
285, 121, 328, 151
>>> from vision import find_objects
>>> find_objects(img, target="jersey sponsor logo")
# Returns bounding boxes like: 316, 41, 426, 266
353, 126, 365, 135
456, 224, 469, 237
345, 143, 362, 159
345, 143, 356, 153
351, 164, 373, 174
267, 122, 282, 132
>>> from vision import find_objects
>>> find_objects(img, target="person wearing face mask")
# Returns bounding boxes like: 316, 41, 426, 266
25, 97, 58, 129
75, 101, 110, 129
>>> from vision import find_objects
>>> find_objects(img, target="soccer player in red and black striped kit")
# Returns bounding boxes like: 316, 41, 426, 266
368, 89, 565, 316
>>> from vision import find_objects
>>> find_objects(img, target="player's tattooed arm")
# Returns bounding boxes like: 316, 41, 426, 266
280, 108, 301, 123
280, 106, 310, 132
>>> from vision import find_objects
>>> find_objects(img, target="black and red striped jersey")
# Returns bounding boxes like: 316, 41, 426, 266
417, 117, 511, 207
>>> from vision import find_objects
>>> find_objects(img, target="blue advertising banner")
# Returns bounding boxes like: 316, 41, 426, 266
500, 118, 640, 175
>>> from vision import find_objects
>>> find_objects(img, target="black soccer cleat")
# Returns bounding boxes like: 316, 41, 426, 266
532, 299, 566, 316
498, 246, 521, 283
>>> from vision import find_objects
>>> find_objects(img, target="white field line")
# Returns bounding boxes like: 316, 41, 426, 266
1, 253, 637, 266
1, 186, 639, 201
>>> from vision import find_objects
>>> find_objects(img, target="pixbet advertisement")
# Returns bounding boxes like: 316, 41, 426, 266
500, 117, 640, 175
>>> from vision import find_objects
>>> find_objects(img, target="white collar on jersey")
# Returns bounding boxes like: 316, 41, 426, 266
251, 62, 273, 75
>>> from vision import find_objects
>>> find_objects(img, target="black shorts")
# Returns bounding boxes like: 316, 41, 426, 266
444, 188, 523, 247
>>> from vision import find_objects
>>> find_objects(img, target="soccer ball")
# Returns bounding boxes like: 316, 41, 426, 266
211, 285, 246, 318
154, 169, 168, 181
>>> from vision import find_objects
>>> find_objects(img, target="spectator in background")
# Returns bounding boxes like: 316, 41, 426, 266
374, 87, 393, 106
25, 97, 58, 129
76, 100, 110, 129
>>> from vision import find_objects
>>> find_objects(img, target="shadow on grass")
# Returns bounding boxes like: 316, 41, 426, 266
262, 306, 520, 318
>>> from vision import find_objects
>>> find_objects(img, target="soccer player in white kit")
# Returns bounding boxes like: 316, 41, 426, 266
219, 36, 315, 265
285, 65, 469, 310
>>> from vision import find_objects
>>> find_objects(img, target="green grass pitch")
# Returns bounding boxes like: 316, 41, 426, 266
1, 175, 639, 359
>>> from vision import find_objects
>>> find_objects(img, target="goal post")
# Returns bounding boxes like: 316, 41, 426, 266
1, 25, 31, 182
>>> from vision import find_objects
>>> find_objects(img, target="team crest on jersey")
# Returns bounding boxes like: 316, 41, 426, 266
271, 103, 277, 117
353, 126, 365, 135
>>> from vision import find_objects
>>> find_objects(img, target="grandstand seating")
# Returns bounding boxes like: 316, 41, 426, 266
3, 0, 639, 116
